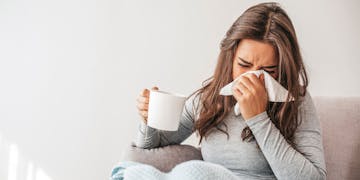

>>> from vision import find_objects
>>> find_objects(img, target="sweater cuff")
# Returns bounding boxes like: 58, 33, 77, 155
139, 120, 157, 135
244, 111, 269, 127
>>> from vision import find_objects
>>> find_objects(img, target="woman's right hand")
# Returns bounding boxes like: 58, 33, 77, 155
136, 86, 159, 124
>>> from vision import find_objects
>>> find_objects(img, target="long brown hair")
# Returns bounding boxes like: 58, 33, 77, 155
189, 2, 308, 149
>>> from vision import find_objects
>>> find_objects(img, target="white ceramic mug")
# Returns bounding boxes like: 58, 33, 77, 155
147, 90, 187, 131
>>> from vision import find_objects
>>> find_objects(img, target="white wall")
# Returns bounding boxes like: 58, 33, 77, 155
0, 0, 359, 179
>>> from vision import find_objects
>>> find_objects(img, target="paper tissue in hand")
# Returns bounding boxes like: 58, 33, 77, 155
219, 70, 294, 116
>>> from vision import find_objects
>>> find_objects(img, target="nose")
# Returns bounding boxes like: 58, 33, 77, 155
242, 66, 261, 74
250, 66, 262, 71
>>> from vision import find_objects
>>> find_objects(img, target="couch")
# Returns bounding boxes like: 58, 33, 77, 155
121, 97, 360, 180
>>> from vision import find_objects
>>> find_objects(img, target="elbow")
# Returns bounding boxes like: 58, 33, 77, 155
133, 140, 159, 150
133, 136, 161, 149
318, 168, 327, 180
298, 166, 326, 180
134, 143, 151, 150
308, 167, 326, 180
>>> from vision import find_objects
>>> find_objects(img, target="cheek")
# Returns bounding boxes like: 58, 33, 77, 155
232, 66, 247, 80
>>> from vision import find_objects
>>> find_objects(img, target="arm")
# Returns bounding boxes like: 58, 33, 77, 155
134, 93, 200, 149
244, 92, 327, 180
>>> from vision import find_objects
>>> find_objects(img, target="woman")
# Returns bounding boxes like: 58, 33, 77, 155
115, 2, 327, 180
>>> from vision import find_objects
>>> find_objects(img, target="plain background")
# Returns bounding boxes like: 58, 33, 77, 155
0, 0, 359, 179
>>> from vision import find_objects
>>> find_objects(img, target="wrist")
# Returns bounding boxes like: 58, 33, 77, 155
243, 110, 267, 121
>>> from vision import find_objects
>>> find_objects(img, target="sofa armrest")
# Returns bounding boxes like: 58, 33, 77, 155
121, 142, 203, 172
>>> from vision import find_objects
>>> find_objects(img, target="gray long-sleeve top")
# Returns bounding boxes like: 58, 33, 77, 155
134, 91, 327, 180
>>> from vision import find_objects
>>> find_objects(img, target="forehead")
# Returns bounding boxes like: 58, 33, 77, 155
235, 39, 277, 65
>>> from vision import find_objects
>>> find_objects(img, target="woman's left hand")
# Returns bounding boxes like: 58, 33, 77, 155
232, 73, 268, 120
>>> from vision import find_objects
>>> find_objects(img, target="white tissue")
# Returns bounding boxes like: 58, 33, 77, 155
219, 70, 294, 116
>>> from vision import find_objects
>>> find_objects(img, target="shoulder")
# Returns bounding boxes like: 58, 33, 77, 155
184, 90, 202, 120
298, 90, 317, 115
296, 90, 321, 132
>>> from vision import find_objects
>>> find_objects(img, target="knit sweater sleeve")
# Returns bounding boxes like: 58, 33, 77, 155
244, 91, 327, 180
133, 93, 200, 149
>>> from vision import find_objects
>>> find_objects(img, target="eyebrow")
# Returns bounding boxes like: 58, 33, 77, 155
238, 57, 278, 69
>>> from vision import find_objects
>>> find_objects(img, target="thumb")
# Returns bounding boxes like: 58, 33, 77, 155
151, 86, 159, 91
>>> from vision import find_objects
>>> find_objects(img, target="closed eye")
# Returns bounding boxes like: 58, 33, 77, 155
238, 63, 250, 68
264, 70, 275, 74
238, 63, 276, 74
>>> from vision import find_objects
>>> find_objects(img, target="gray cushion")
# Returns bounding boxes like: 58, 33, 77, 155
313, 97, 360, 180
121, 142, 203, 172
